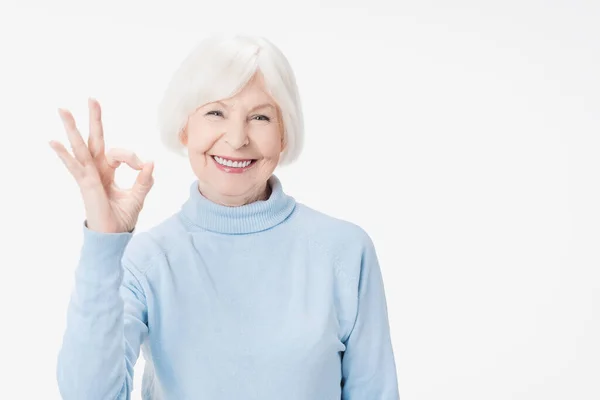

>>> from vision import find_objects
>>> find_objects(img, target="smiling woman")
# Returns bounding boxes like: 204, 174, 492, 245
155, 35, 304, 206
52, 33, 399, 400
181, 71, 286, 206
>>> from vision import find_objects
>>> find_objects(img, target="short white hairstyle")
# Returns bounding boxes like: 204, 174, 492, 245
157, 34, 304, 166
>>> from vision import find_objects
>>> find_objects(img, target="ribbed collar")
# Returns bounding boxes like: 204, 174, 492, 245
179, 174, 296, 234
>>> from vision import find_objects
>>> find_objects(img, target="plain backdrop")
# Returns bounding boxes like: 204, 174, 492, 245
0, 0, 598, 399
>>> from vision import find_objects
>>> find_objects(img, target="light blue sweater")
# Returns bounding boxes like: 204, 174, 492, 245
56, 174, 399, 399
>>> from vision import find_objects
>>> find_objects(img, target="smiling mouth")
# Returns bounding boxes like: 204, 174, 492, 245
211, 155, 258, 169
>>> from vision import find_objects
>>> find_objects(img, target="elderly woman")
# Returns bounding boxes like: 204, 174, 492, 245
51, 34, 399, 399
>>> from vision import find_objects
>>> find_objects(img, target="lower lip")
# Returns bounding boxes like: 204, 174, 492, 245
211, 156, 257, 174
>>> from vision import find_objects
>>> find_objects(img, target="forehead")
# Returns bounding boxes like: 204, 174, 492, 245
220, 72, 276, 107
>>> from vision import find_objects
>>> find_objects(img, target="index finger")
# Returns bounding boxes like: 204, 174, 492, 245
87, 98, 105, 158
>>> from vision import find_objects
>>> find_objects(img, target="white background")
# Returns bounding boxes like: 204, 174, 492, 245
0, 0, 598, 399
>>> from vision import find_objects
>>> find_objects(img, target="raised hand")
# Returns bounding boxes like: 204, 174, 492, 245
49, 98, 154, 233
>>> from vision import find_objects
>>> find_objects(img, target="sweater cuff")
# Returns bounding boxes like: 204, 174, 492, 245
80, 220, 135, 268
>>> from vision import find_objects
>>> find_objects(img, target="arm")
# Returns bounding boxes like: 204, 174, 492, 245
56, 222, 149, 400
341, 233, 400, 399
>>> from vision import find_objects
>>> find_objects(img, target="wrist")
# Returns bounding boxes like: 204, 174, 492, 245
85, 220, 133, 234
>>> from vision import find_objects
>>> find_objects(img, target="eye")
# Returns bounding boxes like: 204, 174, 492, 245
252, 114, 271, 122
205, 110, 224, 117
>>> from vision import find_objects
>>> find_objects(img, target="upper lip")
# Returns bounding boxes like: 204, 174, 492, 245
211, 155, 256, 161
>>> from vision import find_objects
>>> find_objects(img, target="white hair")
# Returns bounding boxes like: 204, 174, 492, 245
157, 34, 304, 166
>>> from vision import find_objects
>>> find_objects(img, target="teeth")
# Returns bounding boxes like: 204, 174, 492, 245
214, 156, 253, 168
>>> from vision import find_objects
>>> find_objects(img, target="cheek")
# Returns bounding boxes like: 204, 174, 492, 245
186, 123, 218, 153
188, 135, 213, 153
253, 126, 283, 158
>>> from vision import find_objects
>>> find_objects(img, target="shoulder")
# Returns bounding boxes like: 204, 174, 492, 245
292, 203, 380, 312
122, 213, 186, 275
292, 202, 375, 256
293, 202, 373, 242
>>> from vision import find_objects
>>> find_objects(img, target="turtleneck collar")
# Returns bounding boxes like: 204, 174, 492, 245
179, 174, 296, 234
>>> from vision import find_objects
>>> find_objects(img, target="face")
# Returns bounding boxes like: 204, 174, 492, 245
180, 71, 285, 206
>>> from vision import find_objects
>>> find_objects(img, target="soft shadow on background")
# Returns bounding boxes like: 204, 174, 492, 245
0, 1, 598, 399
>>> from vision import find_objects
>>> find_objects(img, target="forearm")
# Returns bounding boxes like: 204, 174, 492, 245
56, 224, 136, 400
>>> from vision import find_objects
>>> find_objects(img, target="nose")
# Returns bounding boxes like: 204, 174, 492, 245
223, 120, 249, 149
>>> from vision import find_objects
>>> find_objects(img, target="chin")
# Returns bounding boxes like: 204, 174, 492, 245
208, 174, 260, 196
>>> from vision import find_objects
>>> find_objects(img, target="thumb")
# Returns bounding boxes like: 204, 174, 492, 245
132, 161, 154, 199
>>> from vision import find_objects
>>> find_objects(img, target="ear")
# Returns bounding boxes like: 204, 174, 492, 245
280, 134, 287, 152
278, 117, 286, 151
179, 128, 188, 146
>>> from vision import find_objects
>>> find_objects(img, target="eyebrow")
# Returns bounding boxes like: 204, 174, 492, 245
213, 101, 276, 113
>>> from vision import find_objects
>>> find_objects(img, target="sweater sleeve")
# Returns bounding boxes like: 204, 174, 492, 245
56, 222, 149, 400
341, 233, 400, 400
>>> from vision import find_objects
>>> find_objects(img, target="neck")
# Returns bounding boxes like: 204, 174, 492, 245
198, 181, 272, 207
180, 174, 296, 234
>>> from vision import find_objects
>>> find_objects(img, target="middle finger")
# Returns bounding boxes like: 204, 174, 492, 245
58, 108, 93, 165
